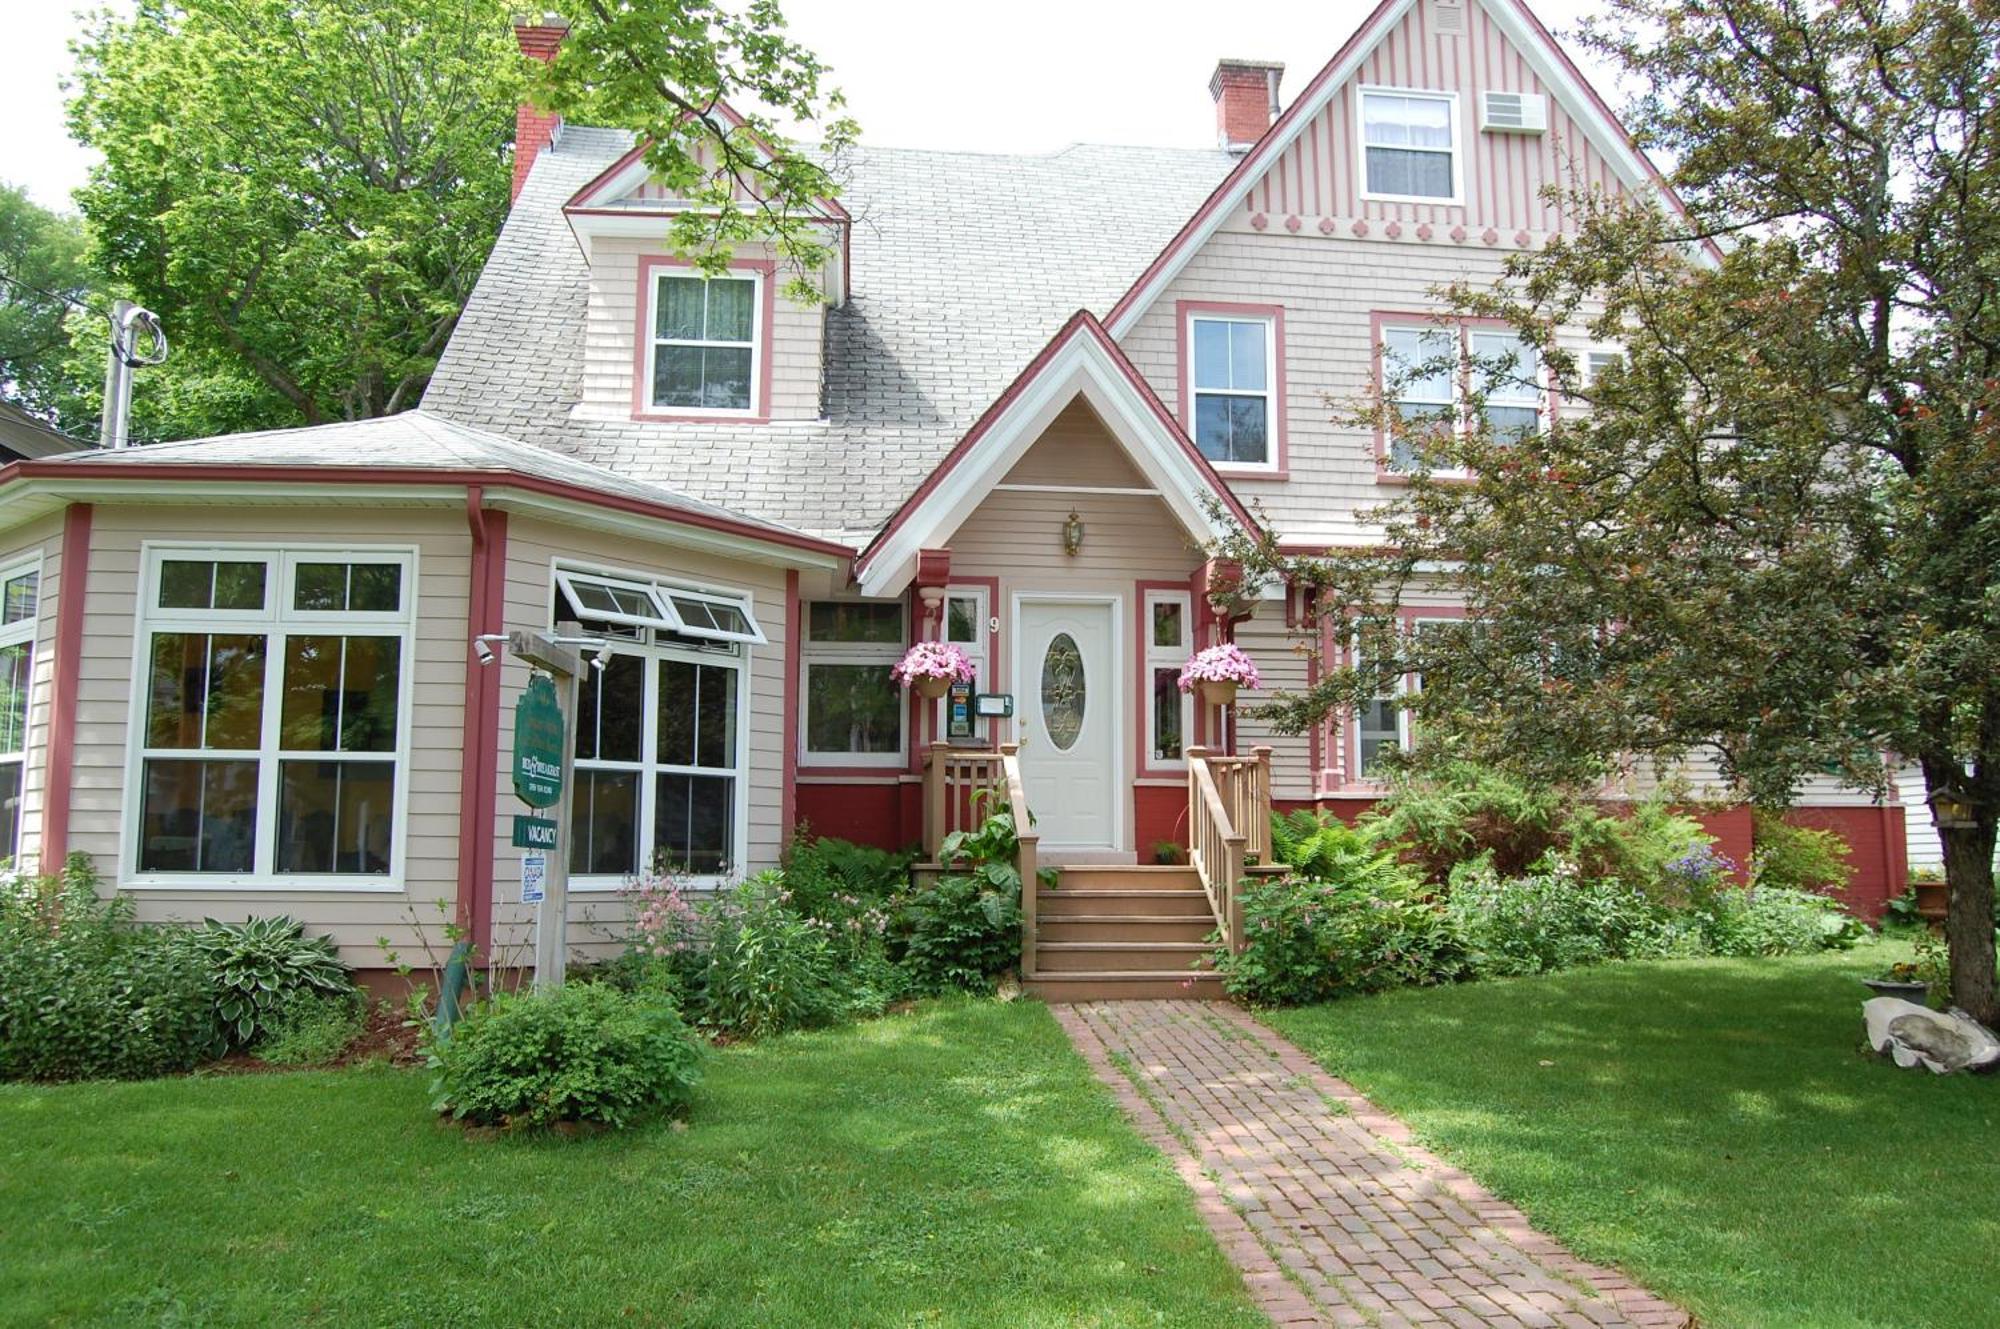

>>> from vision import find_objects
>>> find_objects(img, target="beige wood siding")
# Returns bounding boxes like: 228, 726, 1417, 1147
491, 518, 793, 961
578, 236, 824, 421
1232, 602, 1316, 801
66, 506, 472, 965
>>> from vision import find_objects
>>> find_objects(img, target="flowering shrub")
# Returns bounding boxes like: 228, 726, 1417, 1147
1177, 642, 1262, 693
890, 640, 975, 687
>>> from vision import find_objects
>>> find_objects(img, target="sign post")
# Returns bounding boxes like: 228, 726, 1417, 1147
509, 624, 584, 989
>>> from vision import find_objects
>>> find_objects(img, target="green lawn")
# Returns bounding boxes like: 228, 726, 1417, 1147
0, 998, 1262, 1328
1263, 939, 1999, 1329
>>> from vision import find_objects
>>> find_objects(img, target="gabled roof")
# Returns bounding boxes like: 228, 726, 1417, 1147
1102, 0, 1719, 339
2, 410, 849, 567
425, 129, 1234, 543
0, 403, 89, 460
854, 311, 1255, 597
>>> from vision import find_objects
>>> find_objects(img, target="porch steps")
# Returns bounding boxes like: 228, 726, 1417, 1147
1026, 865, 1224, 1002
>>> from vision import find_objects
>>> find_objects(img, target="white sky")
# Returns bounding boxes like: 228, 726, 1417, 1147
1, 0, 1623, 214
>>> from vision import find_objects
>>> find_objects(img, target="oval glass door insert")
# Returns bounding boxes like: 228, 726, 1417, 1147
1041, 632, 1086, 750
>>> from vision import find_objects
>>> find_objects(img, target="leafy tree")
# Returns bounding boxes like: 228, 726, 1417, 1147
1217, 0, 2000, 1021
527, 0, 857, 306
0, 185, 92, 429
67, 0, 521, 426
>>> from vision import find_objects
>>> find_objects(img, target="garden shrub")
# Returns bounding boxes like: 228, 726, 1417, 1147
0, 856, 216, 1081
1361, 762, 1565, 881
1560, 800, 1709, 898
1698, 885, 1867, 956
897, 872, 1022, 993
427, 981, 702, 1130
1213, 844, 1463, 1005
254, 986, 368, 1066
1749, 810, 1853, 895
697, 875, 851, 1037
183, 915, 356, 1048
1270, 809, 1386, 882
780, 831, 913, 919
1445, 861, 1683, 977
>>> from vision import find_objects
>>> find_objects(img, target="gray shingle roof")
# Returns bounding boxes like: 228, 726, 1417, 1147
423, 128, 1235, 543
42, 408, 831, 546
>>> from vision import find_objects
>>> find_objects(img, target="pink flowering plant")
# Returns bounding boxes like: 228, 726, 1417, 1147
1177, 642, 1262, 693
890, 640, 975, 688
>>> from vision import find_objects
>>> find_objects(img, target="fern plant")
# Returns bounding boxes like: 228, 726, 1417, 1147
184, 916, 355, 1048
1270, 810, 1389, 883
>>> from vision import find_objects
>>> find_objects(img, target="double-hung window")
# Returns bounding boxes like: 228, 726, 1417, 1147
555, 566, 760, 882
1144, 591, 1193, 767
646, 270, 760, 414
800, 601, 905, 767
0, 563, 39, 862
1360, 89, 1460, 201
130, 548, 413, 884
940, 589, 987, 744
1380, 323, 1545, 471
1188, 313, 1277, 467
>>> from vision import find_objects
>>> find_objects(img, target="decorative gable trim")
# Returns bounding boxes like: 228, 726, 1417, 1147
854, 311, 1256, 599
1103, 0, 1715, 341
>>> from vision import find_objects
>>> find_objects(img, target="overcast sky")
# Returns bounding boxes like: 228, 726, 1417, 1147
1, 0, 1624, 214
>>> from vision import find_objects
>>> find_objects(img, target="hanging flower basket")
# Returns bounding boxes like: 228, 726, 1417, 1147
1178, 644, 1262, 708
892, 641, 975, 700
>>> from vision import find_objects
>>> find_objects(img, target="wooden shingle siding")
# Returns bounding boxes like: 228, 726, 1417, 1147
1232, 604, 1316, 802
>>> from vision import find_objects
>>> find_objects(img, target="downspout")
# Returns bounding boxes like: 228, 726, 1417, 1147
455, 485, 507, 974
40, 503, 92, 874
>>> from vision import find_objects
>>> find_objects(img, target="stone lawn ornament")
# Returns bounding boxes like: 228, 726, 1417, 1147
1863, 998, 2000, 1075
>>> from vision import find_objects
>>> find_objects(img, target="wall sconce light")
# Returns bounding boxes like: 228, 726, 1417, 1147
1062, 510, 1085, 557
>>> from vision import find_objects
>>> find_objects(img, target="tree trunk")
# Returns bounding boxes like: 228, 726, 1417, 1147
1937, 818, 1998, 1027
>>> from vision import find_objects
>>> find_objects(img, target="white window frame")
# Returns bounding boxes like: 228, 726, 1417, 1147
553, 567, 764, 645
799, 599, 907, 769
0, 557, 42, 864
122, 543, 418, 891
1143, 589, 1193, 770
936, 587, 989, 745
1381, 323, 1548, 475
1185, 311, 1279, 472
1357, 86, 1464, 206
642, 268, 764, 418
1582, 346, 1625, 386
1468, 328, 1546, 444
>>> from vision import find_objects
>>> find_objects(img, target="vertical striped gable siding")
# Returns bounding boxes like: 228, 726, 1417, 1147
1237, 0, 1630, 237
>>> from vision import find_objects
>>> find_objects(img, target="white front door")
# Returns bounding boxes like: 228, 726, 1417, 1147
1014, 597, 1120, 850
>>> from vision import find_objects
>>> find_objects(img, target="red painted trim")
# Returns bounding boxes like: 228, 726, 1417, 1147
855, 310, 1259, 579
1174, 300, 1290, 477
456, 495, 507, 960
934, 575, 999, 747
38, 503, 90, 874
782, 568, 800, 845
0, 461, 854, 562
631, 256, 777, 424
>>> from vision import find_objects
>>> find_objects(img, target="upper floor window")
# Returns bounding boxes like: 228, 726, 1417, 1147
0, 562, 39, 864
1360, 89, 1459, 202
1188, 312, 1277, 468
647, 271, 760, 415
129, 547, 413, 886
1380, 322, 1546, 473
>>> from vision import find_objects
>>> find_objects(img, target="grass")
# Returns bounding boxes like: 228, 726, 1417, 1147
0, 998, 1263, 1328
1262, 938, 2000, 1329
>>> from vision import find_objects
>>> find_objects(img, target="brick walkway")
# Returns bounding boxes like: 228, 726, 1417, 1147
1055, 1001, 1688, 1329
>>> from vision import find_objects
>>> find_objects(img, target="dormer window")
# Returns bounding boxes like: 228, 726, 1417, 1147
644, 268, 763, 416
1359, 88, 1460, 203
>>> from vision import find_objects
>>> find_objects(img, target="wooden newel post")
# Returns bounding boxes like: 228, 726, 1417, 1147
924, 741, 948, 858
999, 740, 1039, 979
510, 623, 584, 990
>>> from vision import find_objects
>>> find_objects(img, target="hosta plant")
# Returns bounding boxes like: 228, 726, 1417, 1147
185, 916, 356, 1048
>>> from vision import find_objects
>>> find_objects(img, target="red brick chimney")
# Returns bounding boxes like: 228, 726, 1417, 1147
513, 14, 570, 202
1209, 59, 1284, 153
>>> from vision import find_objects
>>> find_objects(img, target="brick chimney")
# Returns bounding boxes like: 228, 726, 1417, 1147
1209, 59, 1284, 153
512, 14, 570, 202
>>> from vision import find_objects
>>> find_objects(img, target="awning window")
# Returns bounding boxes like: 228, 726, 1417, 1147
555, 569, 764, 645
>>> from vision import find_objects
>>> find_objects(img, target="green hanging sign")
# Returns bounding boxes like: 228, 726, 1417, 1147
513, 672, 565, 808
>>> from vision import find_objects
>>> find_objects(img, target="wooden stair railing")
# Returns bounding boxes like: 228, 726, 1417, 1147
923, 741, 1040, 979
1186, 746, 1273, 953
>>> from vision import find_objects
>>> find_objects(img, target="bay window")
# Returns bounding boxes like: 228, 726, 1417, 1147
555, 565, 756, 882
0, 563, 38, 862
801, 601, 905, 766
129, 548, 412, 885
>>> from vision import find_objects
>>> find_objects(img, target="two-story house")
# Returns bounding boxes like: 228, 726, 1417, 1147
0, 0, 1907, 986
